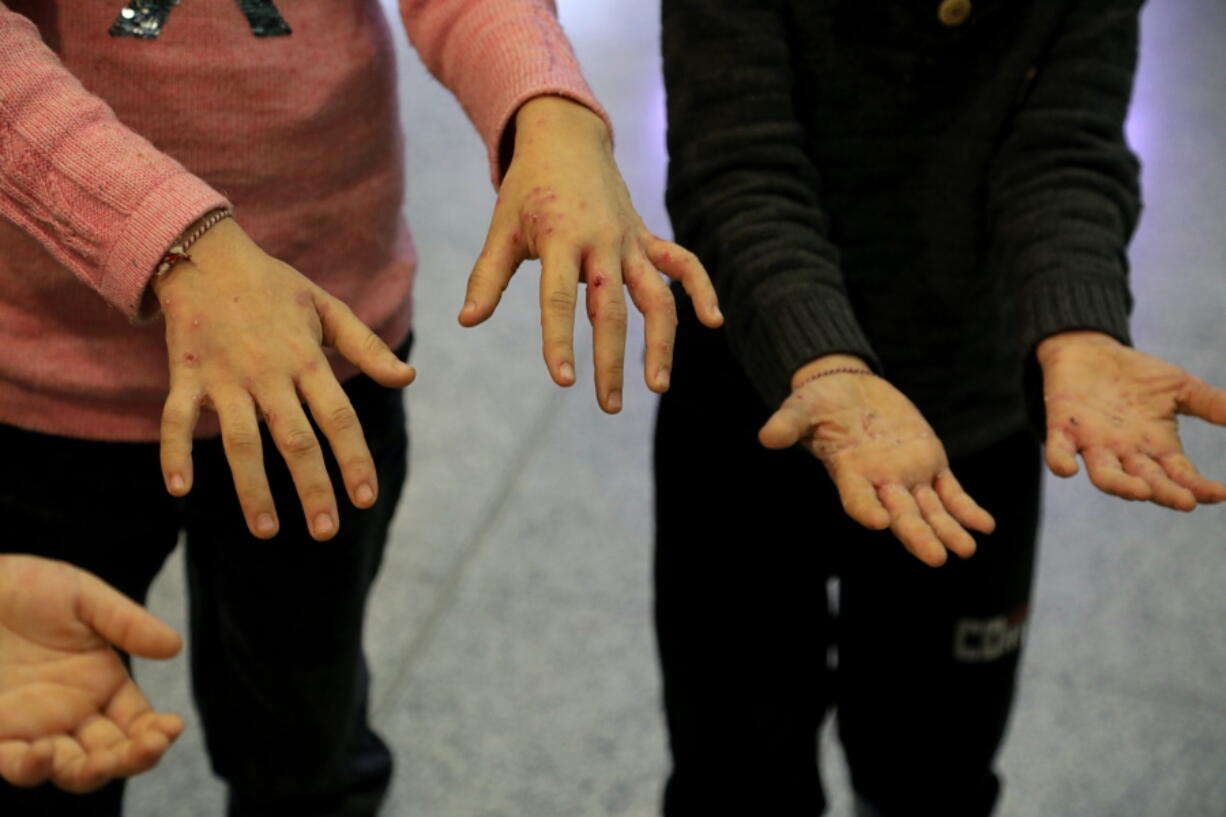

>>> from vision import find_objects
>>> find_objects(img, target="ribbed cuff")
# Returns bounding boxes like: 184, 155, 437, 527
1019, 275, 1133, 352
740, 290, 880, 409
99, 171, 230, 322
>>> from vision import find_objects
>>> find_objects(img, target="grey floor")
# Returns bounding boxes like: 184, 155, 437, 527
126, 1, 1226, 815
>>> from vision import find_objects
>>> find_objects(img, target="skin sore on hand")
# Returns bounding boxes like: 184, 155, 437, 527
183, 352, 200, 366
294, 290, 313, 309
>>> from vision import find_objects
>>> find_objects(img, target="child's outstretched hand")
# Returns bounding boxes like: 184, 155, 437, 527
759, 355, 996, 567
1038, 330, 1226, 509
0, 555, 184, 792
459, 95, 723, 413
154, 219, 417, 542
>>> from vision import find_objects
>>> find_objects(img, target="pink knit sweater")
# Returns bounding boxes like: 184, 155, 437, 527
0, 0, 604, 440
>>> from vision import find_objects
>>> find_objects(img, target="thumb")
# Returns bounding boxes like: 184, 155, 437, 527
1177, 376, 1226, 426
75, 572, 182, 661
759, 404, 811, 449
460, 217, 527, 327
1044, 424, 1080, 478
317, 293, 416, 388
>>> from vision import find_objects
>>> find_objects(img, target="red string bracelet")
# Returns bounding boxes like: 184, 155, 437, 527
154, 208, 233, 279
793, 366, 876, 391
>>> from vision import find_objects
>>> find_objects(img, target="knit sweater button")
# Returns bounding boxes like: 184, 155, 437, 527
937, 0, 973, 26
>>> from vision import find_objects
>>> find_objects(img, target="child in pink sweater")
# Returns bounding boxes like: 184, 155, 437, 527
0, 1, 720, 813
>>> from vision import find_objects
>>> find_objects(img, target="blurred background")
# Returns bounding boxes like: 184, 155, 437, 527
128, 0, 1226, 815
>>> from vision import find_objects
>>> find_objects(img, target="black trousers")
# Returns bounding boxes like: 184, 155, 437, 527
0, 344, 409, 817
654, 307, 1040, 817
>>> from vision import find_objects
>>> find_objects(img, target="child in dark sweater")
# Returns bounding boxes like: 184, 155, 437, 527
654, 1, 1226, 814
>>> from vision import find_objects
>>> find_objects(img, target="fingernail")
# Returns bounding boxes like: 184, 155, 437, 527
256, 513, 277, 536
608, 389, 622, 412
314, 513, 335, 537
169, 474, 185, 494
559, 362, 575, 383
460, 300, 475, 319
657, 366, 671, 390
713, 305, 724, 321
356, 484, 375, 505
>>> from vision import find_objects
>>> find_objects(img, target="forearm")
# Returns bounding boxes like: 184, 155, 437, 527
663, 0, 877, 407
0, 5, 226, 318
988, 0, 1143, 353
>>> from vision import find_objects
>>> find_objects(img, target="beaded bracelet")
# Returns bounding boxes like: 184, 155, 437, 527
793, 366, 876, 391
154, 207, 234, 278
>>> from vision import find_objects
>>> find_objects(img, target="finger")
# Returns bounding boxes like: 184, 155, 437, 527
117, 713, 183, 776
934, 470, 996, 534
461, 216, 528, 326
131, 713, 185, 745
914, 485, 977, 559
159, 387, 200, 497
1121, 453, 1197, 511
297, 368, 377, 509
1044, 424, 1080, 478
878, 485, 947, 567
1177, 377, 1226, 425
258, 385, 339, 541
317, 293, 416, 389
624, 253, 677, 393
646, 238, 722, 328
1083, 447, 1151, 501
758, 403, 811, 449
75, 572, 182, 660
104, 679, 160, 734
0, 739, 53, 787
1156, 452, 1226, 504
215, 389, 279, 539
585, 249, 628, 413
832, 473, 890, 530
76, 717, 127, 757
539, 243, 581, 387
49, 735, 112, 794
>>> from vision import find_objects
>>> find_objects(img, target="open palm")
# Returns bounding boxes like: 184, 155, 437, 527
1038, 331, 1226, 509
0, 556, 184, 792
760, 359, 996, 567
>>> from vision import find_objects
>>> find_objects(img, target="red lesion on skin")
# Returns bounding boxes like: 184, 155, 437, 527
183, 352, 199, 366
590, 273, 606, 289
304, 361, 319, 374
294, 290, 313, 308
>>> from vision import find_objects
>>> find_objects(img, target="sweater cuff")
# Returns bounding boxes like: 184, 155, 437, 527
98, 171, 230, 322
1018, 274, 1133, 352
740, 291, 880, 409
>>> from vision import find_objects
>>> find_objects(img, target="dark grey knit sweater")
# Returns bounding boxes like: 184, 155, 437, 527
662, 0, 1142, 455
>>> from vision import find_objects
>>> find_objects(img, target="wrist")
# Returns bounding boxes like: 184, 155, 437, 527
791, 354, 872, 391
513, 95, 611, 154
1035, 330, 1121, 366
151, 208, 233, 295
